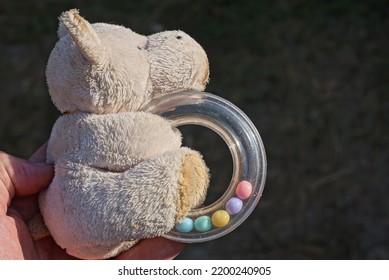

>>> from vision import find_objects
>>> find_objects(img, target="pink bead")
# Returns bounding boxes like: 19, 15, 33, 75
236, 180, 252, 200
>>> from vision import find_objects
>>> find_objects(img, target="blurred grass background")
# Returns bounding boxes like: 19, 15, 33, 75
0, 0, 388, 259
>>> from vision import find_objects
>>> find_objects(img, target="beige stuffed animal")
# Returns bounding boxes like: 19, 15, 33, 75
33, 9, 210, 259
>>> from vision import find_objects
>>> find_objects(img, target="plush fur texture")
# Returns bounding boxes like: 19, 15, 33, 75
34, 9, 210, 259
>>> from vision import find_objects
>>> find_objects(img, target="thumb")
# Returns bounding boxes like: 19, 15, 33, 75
0, 152, 54, 204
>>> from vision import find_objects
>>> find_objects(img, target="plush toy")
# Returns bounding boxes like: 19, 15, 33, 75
32, 9, 210, 259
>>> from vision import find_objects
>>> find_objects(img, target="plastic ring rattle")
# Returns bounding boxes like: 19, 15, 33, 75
143, 90, 267, 243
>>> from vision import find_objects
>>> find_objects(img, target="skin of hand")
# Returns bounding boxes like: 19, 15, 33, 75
0, 143, 187, 259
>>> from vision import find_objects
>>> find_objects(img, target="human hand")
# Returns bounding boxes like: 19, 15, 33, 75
0, 144, 186, 259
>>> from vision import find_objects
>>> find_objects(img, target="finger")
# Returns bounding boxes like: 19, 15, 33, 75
115, 237, 187, 260
34, 236, 78, 260
29, 142, 48, 163
0, 152, 54, 209
2, 144, 51, 220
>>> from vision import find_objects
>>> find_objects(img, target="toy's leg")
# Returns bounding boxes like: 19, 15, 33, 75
37, 147, 208, 259
176, 148, 209, 222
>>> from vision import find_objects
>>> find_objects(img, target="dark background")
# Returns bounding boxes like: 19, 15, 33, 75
0, 0, 387, 259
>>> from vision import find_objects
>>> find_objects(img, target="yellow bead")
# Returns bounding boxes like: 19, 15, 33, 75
211, 210, 230, 228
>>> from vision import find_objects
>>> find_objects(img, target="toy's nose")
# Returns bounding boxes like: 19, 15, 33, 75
201, 67, 210, 86
196, 62, 209, 90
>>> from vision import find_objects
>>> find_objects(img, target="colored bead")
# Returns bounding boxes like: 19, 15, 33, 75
175, 217, 194, 233
226, 197, 243, 214
194, 216, 212, 232
236, 180, 252, 200
211, 210, 230, 228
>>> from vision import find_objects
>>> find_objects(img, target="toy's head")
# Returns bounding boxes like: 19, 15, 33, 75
147, 30, 209, 98
46, 9, 209, 114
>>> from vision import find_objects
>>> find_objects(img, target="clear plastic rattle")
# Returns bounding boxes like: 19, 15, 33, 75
142, 90, 267, 243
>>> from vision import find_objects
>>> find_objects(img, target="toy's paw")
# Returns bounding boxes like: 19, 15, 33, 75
28, 214, 50, 241
176, 149, 210, 222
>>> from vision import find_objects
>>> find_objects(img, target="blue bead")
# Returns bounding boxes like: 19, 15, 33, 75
194, 216, 212, 232
175, 217, 194, 233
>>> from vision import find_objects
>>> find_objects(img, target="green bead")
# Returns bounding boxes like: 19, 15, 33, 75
194, 216, 212, 232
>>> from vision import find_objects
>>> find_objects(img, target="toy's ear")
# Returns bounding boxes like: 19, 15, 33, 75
59, 9, 106, 65
57, 22, 68, 39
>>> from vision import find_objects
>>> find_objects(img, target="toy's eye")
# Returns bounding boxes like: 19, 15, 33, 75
176, 35, 182, 40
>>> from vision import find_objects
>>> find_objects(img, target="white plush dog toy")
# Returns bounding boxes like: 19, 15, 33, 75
31, 9, 210, 259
